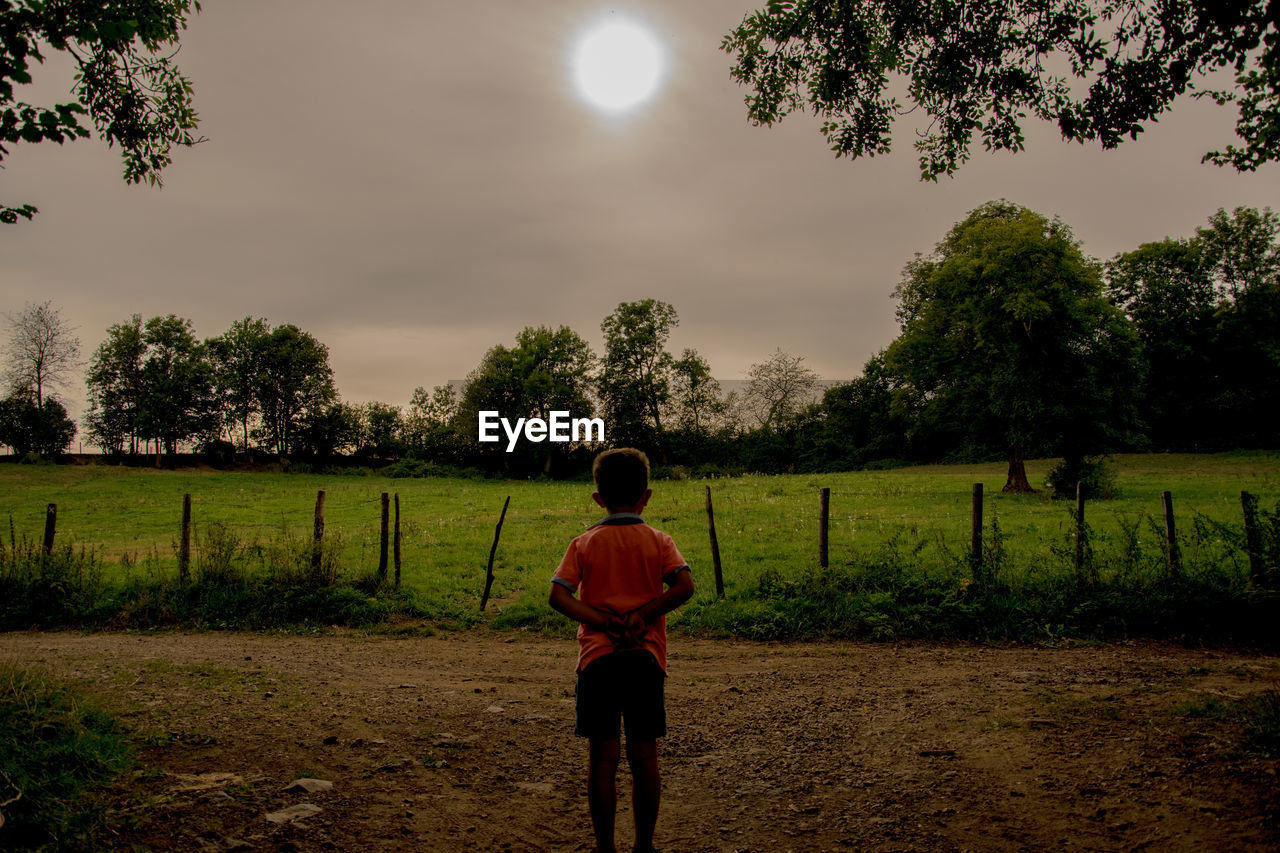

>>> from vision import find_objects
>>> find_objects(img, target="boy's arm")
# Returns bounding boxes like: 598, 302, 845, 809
627, 568, 695, 632
548, 582, 624, 634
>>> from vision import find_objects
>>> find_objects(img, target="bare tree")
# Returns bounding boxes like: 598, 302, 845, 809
743, 348, 819, 430
4, 301, 81, 405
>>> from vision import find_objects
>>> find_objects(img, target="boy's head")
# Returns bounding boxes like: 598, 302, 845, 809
592, 447, 651, 512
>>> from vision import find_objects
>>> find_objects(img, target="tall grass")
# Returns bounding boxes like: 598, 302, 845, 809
665, 500, 1280, 643
0, 524, 431, 631
0, 665, 133, 851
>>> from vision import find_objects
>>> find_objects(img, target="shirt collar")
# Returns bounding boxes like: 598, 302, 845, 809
593, 512, 646, 527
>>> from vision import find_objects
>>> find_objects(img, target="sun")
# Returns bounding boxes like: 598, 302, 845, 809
571, 18, 665, 114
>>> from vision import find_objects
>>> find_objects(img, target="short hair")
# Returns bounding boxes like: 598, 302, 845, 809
593, 448, 650, 509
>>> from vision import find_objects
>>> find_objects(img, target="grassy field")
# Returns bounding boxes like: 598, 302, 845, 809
2, 452, 1278, 635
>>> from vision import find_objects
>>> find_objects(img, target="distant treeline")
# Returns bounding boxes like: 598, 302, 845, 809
1, 202, 1277, 487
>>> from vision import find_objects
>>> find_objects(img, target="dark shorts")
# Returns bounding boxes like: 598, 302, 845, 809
575, 648, 667, 741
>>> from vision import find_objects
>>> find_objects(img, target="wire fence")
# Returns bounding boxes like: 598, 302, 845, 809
9, 480, 1277, 609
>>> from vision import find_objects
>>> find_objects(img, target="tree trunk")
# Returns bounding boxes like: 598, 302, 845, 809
1003, 447, 1036, 493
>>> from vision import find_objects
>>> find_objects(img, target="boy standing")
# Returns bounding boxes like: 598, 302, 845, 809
549, 448, 695, 853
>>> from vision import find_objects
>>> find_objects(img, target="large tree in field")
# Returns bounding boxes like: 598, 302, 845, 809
885, 201, 1140, 493
254, 324, 335, 456
722, 0, 1279, 178
1, 0, 203, 223
598, 299, 678, 452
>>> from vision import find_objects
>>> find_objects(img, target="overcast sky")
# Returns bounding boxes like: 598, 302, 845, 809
3, 0, 1276, 422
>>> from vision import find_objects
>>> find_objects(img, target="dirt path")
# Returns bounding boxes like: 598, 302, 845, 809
2, 630, 1278, 852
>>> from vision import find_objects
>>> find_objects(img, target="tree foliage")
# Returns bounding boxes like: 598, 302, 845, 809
1107, 206, 1280, 449
456, 325, 596, 473
1, 0, 204, 222
1107, 237, 1219, 448
722, 0, 1280, 179
136, 314, 215, 455
403, 383, 458, 460
668, 348, 725, 436
597, 299, 678, 452
206, 317, 268, 450
254, 325, 335, 456
885, 200, 1141, 492
0, 389, 75, 455
804, 352, 910, 469
84, 314, 146, 453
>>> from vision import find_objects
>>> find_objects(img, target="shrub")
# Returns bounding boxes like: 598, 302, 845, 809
1046, 455, 1118, 499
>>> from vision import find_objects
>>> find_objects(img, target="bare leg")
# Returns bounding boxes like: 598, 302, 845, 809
589, 738, 621, 852
626, 737, 660, 852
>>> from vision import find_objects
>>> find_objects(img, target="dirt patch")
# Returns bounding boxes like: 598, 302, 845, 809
2, 631, 1278, 851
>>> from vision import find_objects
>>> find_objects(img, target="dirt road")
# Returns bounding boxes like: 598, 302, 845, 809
2, 630, 1277, 851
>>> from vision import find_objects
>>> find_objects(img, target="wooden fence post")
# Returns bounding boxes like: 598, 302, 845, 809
1242, 490, 1264, 586
1162, 490, 1181, 579
179, 493, 191, 583
394, 493, 402, 589
42, 503, 56, 555
705, 486, 724, 599
970, 483, 983, 582
378, 492, 390, 583
1074, 481, 1087, 584
480, 496, 511, 611
312, 490, 326, 572
819, 487, 830, 569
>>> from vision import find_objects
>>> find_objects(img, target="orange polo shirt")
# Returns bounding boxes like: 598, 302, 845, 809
552, 513, 689, 673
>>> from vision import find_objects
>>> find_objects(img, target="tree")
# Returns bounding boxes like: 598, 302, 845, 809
298, 401, 360, 458
1197, 206, 1280, 445
742, 348, 819, 430
403, 383, 459, 461
885, 201, 1141, 492
358, 401, 404, 459
1, 0, 203, 223
3, 301, 80, 406
1106, 238, 1219, 448
598, 299, 678, 451
1197, 206, 1280, 302
722, 1, 1279, 179
807, 351, 910, 468
206, 317, 269, 450
254, 325, 335, 456
0, 388, 75, 455
668, 348, 724, 436
136, 314, 216, 456
456, 326, 597, 473
85, 314, 146, 453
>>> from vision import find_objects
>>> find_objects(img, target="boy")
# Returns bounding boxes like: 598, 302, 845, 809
549, 448, 695, 853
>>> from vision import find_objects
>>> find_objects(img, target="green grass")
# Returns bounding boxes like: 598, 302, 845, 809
1172, 689, 1280, 758
0, 452, 1278, 639
0, 665, 134, 851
